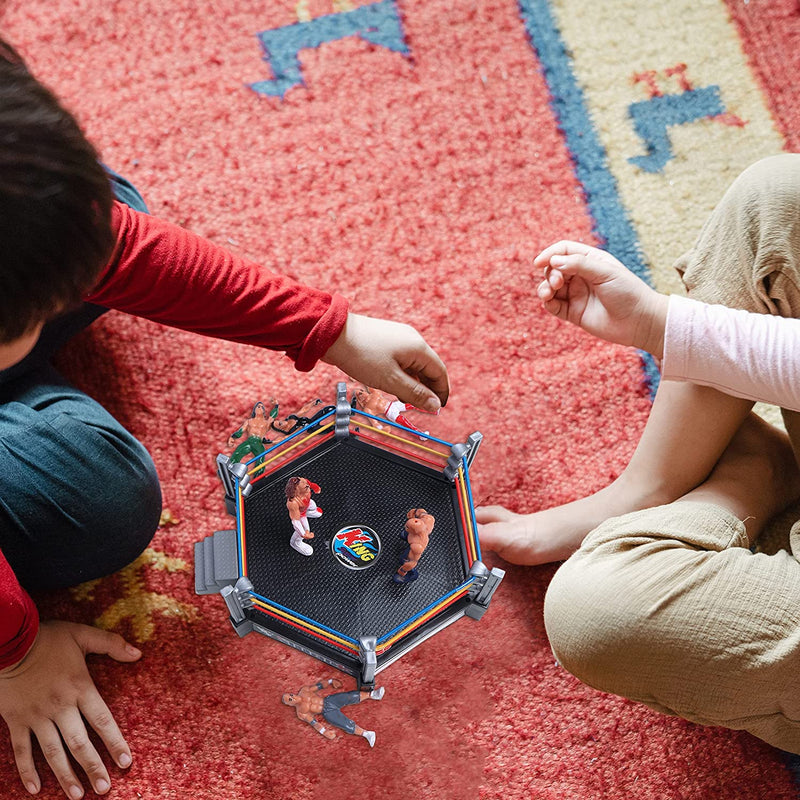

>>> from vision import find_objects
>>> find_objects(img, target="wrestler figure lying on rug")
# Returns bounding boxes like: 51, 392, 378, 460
282, 678, 385, 748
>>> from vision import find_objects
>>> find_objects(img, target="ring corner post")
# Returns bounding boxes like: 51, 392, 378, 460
444, 431, 483, 481
465, 560, 505, 620
335, 381, 351, 439
221, 576, 256, 636
358, 636, 378, 688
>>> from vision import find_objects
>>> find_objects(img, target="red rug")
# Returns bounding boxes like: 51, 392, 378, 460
2, 0, 800, 797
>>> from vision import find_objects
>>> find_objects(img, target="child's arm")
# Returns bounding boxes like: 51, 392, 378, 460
535, 240, 800, 411
89, 203, 349, 367
89, 203, 449, 411
662, 295, 800, 411
0, 558, 38, 673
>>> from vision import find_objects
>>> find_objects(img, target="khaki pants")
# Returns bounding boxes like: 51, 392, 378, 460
544, 154, 800, 753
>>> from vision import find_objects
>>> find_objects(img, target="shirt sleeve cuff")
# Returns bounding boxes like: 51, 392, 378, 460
0, 593, 39, 671
661, 294, 696, 382
291, 294, 350, 372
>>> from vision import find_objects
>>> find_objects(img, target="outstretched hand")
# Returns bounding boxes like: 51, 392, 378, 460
322, 313, 450, 412
0, 620, 141, 798
534, 240, 669, 358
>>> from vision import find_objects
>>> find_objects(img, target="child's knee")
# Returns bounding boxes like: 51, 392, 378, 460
0, 416, 162, 589
89, 437, 162, 568
543, 503, 749, 705
735, 153, 800, 195
676, 154, 800, 314
543, 551, 645, 694
545, 536, 800, 751
542, 513, 717, 699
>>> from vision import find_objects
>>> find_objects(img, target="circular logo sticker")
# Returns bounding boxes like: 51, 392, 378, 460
331, 525, 381, 570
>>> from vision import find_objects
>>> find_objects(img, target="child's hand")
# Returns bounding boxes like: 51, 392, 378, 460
322, 313, 450, 412
534, 241, 669, 358
0, 620, 141, 798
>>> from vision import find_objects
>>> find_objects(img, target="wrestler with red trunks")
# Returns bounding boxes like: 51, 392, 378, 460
285, 477, 323, 556
353, 384, 437, 438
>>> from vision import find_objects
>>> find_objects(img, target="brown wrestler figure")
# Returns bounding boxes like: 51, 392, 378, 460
285, 476, 322, 556
394, 508, 435, 584
282, 678, 385, 747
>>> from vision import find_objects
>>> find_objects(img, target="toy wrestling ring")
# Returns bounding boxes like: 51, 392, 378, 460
195, 383, 504, 687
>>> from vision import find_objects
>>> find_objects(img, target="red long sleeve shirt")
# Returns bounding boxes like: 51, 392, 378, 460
0, 202, 349, 668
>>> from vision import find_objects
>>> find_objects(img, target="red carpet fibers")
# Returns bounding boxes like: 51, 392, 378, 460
1, 1, 800, 798
726, 0, 800, 154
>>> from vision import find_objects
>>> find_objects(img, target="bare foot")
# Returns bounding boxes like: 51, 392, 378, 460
479, 414, 800, 565
476, 470, 680, 566
476, 505, 589, 566
682, 412, 800, 544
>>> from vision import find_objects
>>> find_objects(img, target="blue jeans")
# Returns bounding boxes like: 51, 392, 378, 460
0, 169, 162, 591
322, 691, 363, 735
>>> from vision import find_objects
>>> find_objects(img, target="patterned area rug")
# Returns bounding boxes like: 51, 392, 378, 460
2, 0, 800, 797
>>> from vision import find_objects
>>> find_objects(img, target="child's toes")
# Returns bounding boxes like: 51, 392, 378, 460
475, 505, 518, 525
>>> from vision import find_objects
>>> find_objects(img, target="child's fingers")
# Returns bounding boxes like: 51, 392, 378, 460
541, 295, 569, 320
537, 263, 568, 301
536, 280, 553, 301
537, 271, 561, 301
80, 691, 132, 774
533, 240, 595, 269
9, 725, 40, 796
77, 627, 141, 663
545, 252, 610, 282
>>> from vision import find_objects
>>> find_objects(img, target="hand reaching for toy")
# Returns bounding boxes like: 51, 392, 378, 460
0, 620, 141, 798
322, 313, 450, 412
534, 241, 669, 358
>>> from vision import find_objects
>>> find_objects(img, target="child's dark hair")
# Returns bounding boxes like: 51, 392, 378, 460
0, 38, 114, 343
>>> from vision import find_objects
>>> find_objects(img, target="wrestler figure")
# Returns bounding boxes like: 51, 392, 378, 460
394, 508, 435, 584
285, 476, 322, 556
282, 678, 384, 747
271, 397, 335, 437
227, 399, 279, 463
352, 385, 435, 438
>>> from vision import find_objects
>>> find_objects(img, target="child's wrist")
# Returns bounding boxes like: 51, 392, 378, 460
635, 291, 669, 359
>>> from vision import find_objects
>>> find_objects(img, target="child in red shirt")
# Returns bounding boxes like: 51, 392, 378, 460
0, 37, 449, 800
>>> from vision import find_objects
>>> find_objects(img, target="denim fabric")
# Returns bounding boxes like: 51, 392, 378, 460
322, 691, 363, 735
105, 166, 149, 215
0, 169, 161, 591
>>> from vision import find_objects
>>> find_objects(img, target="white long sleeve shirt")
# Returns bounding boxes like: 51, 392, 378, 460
662, 295, 800, 412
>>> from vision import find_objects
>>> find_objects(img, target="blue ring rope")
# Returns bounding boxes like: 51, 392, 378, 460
460, 457, 482, 563
377, 577, 475, 644
351, 409, 453, 448
250, 591, 360, 646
